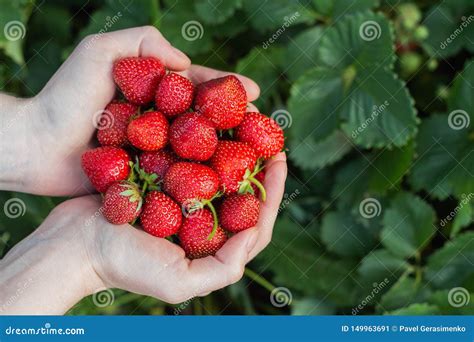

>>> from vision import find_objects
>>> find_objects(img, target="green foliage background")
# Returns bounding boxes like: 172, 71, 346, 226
0, 0, 473, 315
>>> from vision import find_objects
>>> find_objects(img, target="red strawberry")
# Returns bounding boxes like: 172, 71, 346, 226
155, 73, 194, 117
210, 141, 257, 192
169, 112, 217, 161
219, 194, 259, 233
179, 209, 227, 259
235, 112, 284, 158
194, 75, 247, 129
103, 181, 142, 225
127, 111, 169, 151
163, 162, 219, 205
139, 149, 179, 181
81, 146, 131, 192
97, 101, 138, 147
113, 57, 165, 105
140, 191, 182, 238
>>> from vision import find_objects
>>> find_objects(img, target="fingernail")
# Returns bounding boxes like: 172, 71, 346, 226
172, 47, 190, 62
246, 230, 258, 252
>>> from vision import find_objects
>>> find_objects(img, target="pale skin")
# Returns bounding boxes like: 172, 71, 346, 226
0, 26, 287, 314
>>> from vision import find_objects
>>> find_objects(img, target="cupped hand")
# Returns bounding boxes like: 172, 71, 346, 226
27, 26, 260, 196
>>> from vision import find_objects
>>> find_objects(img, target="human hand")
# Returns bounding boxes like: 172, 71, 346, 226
18, 26, 259, 196
0, 152, 286, 314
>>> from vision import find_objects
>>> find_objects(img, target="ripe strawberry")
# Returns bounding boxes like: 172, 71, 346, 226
179, 209, 227, 259
219, 194, 259, 233
81, 146, 131, 193
163, 162, 219, 205
113, 57, 165, 105
97, 101, 138, 147
139, 149, 179, 181
155, 73, 194, 117
169, 112, 217, 161
103, 181, 142, 225
194, 75, 247, 129
127, 111, 169, 151
210, 141, 257, 193
235, 112, 284, 158
140, 191, 182, 238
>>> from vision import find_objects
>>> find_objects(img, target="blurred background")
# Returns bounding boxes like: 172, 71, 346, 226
0, 0, 473, 315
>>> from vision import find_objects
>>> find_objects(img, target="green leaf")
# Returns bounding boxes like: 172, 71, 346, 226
429, 290, 474, 315
313, 0, 380, 19
378, 275, 432, 312
368, 140, 415, 193
256, 216, 360, 306
408, 115, 474, 200
317, 11, 395, 71
242, 0, 315, 33
426, 232, 474, 289
195, 0, 242, 25
385, 303, 440, 315
285, 27, 324, 81
235, 46, 285, 108
448, 59, 474, 123
341, 68, 418, 148
159, 0, 213, 56
358, 249, 411, 285
289, 130, 352, 170
451, 199, 473, 238
381, 192, 436, 258
320, 210, 380, 257
422, 1, 474, 58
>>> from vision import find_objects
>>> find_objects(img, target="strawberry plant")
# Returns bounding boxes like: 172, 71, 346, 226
1, 0, 473, 316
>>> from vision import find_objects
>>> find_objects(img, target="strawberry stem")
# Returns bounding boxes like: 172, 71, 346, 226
248, 176, 266, 202
205, 200, 219, 241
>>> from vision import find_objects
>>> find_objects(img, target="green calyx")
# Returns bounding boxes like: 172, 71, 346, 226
119, 182, 143, 214
238, 162, 267, 202
128, 157, 161, 195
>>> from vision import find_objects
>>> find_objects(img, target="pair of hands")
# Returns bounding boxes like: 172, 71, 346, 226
0, 26, 287, 314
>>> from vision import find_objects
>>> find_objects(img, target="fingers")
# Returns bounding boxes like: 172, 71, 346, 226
179, 65, 260, 102
247, 103, 259, 112
248, 152, 288, 260
185, 228, 258, 296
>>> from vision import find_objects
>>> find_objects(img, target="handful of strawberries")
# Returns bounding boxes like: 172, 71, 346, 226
81, 56, 284, 259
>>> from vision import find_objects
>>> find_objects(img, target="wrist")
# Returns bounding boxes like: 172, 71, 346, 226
0, 204, 104, 314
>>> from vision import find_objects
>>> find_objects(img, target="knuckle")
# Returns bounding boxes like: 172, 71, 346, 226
229, 265, 245, 284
